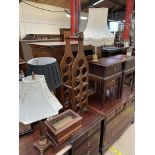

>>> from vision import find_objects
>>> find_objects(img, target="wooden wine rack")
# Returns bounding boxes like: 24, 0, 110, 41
60, 33, 89, 113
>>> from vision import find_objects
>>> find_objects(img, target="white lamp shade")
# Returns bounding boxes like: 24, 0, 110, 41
19, 75, 63, 124
84, 8, 114, 46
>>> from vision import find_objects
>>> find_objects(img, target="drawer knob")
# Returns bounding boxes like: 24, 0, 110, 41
88, 141, 91, 147
87, 151, 90, 155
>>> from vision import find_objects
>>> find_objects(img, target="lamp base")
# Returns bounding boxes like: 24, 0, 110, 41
92, 59, 99, 63
33, 137, 51, 155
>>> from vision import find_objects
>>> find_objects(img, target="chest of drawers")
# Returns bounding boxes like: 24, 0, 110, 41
70, 107, 103, 155
88, 88, 135, 155
100, 95, 135, 154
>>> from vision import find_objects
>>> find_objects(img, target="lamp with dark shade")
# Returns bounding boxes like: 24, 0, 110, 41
27, 57, 62, 90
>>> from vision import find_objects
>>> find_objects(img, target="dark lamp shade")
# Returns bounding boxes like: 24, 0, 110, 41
27, 57, 62, 90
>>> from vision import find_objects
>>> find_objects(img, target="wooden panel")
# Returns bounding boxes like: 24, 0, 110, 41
102, 103, 134, 151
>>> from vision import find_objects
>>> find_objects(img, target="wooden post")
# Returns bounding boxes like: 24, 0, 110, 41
75, 0, 81, 33
123, 0, 134, 47
70, 0, 76, 36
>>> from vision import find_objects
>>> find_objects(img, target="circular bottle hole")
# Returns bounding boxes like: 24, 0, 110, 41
82, 77, 87, 82
74, 69, 80, 77
82, 85, 87, 92
78, 59, 84, 67
63, 66, 69, 73
82, 67, 87, 75
66, 57, 72, 64
74, 80, 80, 87
63, 76, 69, 83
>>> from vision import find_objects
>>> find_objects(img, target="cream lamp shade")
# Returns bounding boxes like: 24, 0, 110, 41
84, 8, 114, 46
19, 75, 63, 124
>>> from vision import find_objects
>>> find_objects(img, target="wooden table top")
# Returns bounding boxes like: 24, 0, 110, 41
29, 41, 78, 47
89, 57, 122, 67
110, 54, 135, 62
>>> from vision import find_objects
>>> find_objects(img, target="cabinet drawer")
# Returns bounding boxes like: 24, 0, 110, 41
79, 140, 99, 155
91, 148, 100, 155
105, 109, 117, 122
104, 113, 134, 145
105, 104, 134, 135
74, 129, 100, 154
124, 101, 132, 109
105, 64, 122, 76
72, 123, 100, 148
116, 104, 124, 114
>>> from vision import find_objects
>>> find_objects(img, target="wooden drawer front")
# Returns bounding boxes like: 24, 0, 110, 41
124, 101, 132, 109
104, 104, 134, 144
124, 60, 135, 70
105, 64, 122, 76
104, 113, 134, 146
77, 140, 99, 155
105, 109, 117, 122
116, 104, 124, 114
74, 129, 100, 154
132, 96, 135, 104
91, 148, 100, 155
72, 123, 100, 148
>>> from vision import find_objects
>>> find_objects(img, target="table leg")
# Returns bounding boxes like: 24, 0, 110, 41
118, 76, 122, 98
101, 80, 106, 104
120, 73, 125, 97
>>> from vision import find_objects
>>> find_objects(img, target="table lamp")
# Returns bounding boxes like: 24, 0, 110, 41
19, 74, 63, 155
27, 57, 62, 91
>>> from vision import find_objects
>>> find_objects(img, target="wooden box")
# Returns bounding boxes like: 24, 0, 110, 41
45, 109, 82, 144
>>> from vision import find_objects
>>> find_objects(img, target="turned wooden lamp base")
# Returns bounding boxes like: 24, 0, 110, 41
33, 136, 51, 155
